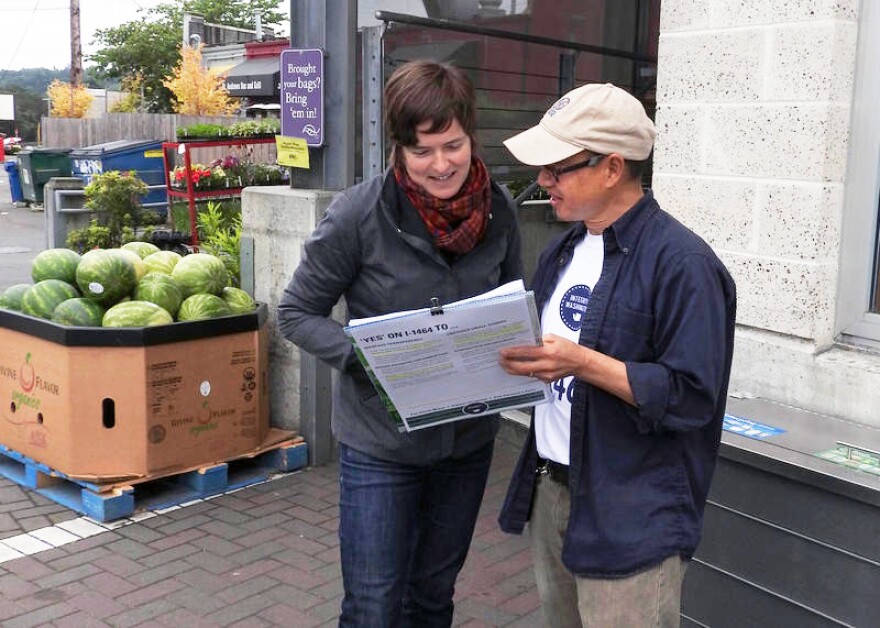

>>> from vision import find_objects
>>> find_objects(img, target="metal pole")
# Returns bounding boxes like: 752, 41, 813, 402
289, 0, 356, 191
288, 0, 357, 465
362, 25, 384, 181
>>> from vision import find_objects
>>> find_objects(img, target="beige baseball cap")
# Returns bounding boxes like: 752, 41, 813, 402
503, 83, 656, 165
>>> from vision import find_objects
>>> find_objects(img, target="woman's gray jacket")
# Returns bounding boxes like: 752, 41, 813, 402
277, 171, 524, 464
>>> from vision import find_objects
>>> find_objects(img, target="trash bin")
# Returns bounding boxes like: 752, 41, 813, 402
17, 147, 73, 205
70, 139, 168, 212
4, 161, 24, 203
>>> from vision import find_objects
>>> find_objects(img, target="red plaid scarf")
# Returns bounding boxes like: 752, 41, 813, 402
394, 158, 491, 255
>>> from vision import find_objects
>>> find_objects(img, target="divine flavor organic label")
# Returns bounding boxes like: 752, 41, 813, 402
0, 352, 61, 449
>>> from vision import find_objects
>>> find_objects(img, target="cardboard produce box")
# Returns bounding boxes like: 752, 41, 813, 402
0, 304, 271, 481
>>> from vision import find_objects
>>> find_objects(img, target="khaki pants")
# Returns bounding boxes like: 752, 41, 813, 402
530, 474, 685, 628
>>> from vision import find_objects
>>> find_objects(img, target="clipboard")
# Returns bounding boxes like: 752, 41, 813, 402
344, 280, 548, 433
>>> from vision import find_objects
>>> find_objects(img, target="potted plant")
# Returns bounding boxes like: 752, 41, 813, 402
176, 118, 281, 141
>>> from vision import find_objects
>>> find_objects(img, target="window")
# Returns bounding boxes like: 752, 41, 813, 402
838, 0, 880, 346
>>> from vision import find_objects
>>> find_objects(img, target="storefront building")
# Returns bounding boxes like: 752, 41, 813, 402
651, 3, 878, 624
223, 40, 285, 117
652, 0, 877, 428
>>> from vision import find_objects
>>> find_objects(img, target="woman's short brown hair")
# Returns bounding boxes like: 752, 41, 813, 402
384, 60, 477, 162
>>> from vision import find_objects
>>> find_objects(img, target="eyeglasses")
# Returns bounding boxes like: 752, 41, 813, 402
543, 154, 606, 182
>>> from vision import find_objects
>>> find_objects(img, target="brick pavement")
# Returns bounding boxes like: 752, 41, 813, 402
0, 431, 543, 627
0, 483, 81, 542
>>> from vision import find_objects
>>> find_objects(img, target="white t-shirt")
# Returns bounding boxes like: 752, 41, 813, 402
535, 231, 604, 465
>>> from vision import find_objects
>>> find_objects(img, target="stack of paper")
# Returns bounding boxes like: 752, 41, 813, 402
345, 280, 549, 432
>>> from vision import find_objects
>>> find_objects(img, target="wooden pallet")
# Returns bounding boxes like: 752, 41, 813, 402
0, 439, 308, 522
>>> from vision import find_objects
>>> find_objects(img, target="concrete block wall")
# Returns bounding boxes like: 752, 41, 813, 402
242, 186, 334, 433
653, 0, 880, 426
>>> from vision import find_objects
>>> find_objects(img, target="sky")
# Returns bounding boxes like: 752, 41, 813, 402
2, 0, 165, 72
0, 1, 520, 73
0, 0, 292, 72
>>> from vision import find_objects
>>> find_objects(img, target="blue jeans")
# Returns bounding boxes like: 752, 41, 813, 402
338, 441, 494, 628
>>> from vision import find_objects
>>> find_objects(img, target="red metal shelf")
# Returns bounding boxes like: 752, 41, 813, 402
164, 136, 276, 150
167, 187, 246, 199
162, 138, 276, 245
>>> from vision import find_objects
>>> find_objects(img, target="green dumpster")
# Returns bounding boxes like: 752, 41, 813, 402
17, 147, 73, 205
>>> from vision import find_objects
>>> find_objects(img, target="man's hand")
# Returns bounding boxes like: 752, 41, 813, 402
499, 334, 636, 406
499, 334, 587, 384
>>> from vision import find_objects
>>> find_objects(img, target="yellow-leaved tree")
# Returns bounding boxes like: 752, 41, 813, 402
163, 45, 238, 115
110, 73, 145, 113
47, 80, 93, 118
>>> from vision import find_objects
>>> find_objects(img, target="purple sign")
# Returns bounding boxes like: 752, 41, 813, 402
280, 48, 324, 146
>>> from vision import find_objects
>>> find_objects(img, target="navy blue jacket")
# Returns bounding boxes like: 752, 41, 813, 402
498, 190, 736, 577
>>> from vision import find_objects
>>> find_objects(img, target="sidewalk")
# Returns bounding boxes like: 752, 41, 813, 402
0, 432, 539, 627
0, 167, 542, 627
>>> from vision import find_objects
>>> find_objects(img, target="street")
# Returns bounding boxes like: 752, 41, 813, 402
0, 160, 45, 288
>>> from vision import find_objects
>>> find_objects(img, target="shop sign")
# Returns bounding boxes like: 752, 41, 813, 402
280, 48, 324, 147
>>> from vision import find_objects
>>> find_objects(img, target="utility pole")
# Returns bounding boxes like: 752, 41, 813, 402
70, 0, 83, 117
70, 0, 83, 86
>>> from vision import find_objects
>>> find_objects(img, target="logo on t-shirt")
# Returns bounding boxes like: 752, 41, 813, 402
558, 284, 592, 331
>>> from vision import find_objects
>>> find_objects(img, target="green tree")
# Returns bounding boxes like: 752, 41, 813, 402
0, 87, 43, 141
179, 0, 285, 30
89, 0, 285, 113
89, 19, 180, 112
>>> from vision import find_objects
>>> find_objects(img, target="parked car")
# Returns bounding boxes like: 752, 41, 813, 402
1, 133, 22, 154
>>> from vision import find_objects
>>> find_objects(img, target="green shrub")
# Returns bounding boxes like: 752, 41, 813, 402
197, 201, 241, 286
66, 171, 157, 250
66, 219, 112, 252
171, 199, 241, 234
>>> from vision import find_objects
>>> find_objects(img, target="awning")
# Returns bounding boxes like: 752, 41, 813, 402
224, 57, 280, 97
209, 61, 239, 75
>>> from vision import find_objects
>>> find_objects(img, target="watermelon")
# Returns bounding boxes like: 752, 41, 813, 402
135, 273, 183, 318
116, 248, 147, 281
103, 301, 174, 327
31, 248, 82, 284
143, 250, 182, 276
221, 287, 256, 314
81, 248, 104, 262
177, 293, 232, 321
51, 297, 106, 326
121, 241, 160, 259
75, 249, 137, 305
172, 253, 229, 297
21, 280, 80, 319
0, 284, 32, 311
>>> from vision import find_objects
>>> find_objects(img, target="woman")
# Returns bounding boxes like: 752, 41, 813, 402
277, 60, 523, 627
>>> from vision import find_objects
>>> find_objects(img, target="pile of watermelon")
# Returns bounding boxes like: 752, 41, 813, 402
0, 244, 256, 328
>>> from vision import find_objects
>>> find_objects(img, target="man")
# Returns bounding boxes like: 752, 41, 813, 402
497, 83, 736, 627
